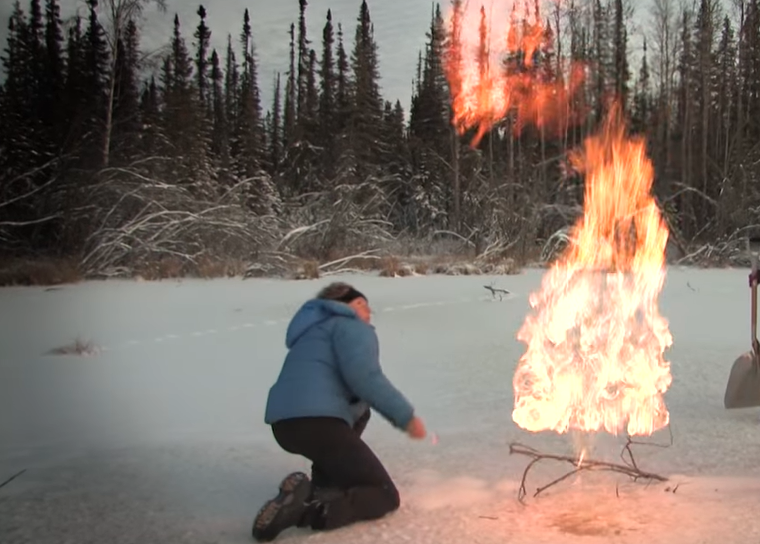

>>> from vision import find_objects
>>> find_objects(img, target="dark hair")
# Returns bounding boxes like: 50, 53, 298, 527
317, 282, 367, 304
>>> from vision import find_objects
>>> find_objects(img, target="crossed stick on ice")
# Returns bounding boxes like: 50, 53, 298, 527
508, 425, 673, 504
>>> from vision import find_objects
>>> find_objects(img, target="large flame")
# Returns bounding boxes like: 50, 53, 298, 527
513, 104, 672, 437
443, 1, 673, 438
443, 0, 585, 147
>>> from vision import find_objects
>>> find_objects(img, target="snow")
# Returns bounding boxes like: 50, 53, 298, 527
2, 267, 760, 543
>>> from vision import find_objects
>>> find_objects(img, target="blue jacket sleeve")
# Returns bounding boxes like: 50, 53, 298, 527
333, 318, 415, 430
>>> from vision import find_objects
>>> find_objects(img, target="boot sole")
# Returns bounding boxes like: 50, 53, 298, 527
252, 472, 311, 542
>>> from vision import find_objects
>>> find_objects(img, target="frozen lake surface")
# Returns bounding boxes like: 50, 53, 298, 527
2, 268, 760, 543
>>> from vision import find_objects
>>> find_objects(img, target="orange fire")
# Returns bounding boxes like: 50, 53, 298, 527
443, 0, 585, 147
513, 103, 672, 437
443, 1, 673, 437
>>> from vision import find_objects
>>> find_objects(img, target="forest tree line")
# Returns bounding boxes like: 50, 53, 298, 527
0, 0, 757, 279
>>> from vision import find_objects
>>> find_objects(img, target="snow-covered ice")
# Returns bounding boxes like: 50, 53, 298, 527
2, 268, 760, 543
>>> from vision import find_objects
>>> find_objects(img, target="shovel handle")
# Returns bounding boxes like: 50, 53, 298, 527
751, 254, 759, 357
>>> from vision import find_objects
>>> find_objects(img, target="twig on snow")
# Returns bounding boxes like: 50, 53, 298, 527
484, 283, 510, 300
0, 468, 27, 490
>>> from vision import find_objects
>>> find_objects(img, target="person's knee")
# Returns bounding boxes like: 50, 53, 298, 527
382, 483, 400, 513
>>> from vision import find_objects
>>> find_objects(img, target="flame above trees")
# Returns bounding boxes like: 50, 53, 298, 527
442, 0, 673, 438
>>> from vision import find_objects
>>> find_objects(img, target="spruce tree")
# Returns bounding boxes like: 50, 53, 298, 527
233, 8, 264, 177
42, 0, 65, 145
296, 0, 310, 126
269, 74, 282, 172
335, 23, 350, 133
224, 34, 239, 144
612, 0, 629, 108
319, 10, 337, 177
194, 5, 211, 114
62, 15, 86, 153
81, 0, 110, 168
138, 74, 162, 158
0, 2, 35, 178
209, 48, 231, 183
348, 0, 384, 177
631, 38, 651, 133
283, 23, 297, 153
162, 13, 212, 190
234, 9, 278, 213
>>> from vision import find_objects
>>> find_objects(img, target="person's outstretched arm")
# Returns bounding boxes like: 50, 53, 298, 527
333, 318, 415, 431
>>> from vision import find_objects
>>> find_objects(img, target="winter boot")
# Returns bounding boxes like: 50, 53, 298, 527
252, 472, 312, 542
295, 487, 345, 528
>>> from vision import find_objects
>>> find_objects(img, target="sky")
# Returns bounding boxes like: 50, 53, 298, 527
0, 0, 739, 114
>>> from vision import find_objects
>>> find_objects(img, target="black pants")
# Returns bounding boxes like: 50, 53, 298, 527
271, 410, 400, 530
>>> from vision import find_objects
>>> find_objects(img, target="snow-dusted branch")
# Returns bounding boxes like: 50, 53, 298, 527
77, 167, 280, 276
319, 250, 382, 272
276, 181, 395, 260
0, 158, 62, 208
431, 229, 476, 247
0, 214, 62, 227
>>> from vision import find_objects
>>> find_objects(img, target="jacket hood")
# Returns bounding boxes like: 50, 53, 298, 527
285, 298, 358, 348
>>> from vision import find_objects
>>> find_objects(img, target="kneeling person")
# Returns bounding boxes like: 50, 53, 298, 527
252, 282, 427, 542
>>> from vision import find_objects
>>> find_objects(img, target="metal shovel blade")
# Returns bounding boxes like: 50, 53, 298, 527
724, 352, 760, 409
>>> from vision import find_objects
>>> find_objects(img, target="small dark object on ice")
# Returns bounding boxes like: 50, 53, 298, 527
484, 283, 510, 301
48, 337, 100, 357
0, 468, 27, 490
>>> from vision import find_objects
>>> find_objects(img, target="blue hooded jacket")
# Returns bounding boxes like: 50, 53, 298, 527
264, 298, 415, 430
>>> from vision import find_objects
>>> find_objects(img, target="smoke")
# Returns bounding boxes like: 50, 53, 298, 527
404, 470, 513, 511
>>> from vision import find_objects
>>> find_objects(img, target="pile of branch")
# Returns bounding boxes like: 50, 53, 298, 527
509, 430, 672, 503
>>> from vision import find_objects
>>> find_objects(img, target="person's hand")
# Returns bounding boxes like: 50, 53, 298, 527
405, 416, 427, 440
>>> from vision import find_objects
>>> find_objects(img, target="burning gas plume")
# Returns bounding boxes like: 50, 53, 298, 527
444, 0, 585, 147
443, 0, 673, 438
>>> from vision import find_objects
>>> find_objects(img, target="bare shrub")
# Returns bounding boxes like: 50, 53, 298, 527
398, 264, 416, 277
133, 255, 184, 280
293, 260, 320, 280
0, 258, 82, 286
194, 255, 247, 278
386, 232, 476, 259
279, 181, 395, 261
378, 256, 401, 277
49, 337, 100, 357
159, 256, 184, 278
445, 263, 483, 276
351, 256, 381, 270
413, 262, 429, 275
481, 258, 521, 275
75, 166, 280, 278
